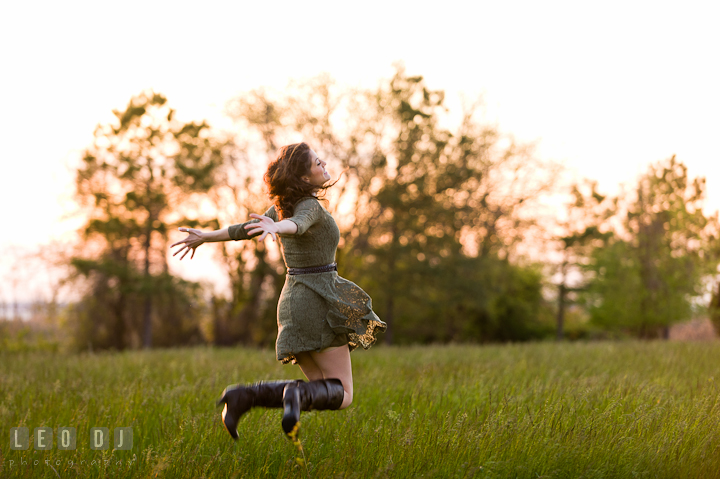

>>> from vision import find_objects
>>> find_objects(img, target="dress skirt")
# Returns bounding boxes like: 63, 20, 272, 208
276, 271, 386, 364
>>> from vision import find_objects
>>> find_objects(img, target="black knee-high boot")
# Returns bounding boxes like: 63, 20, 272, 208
217, 380, 299, 440
281, 379, 345, 437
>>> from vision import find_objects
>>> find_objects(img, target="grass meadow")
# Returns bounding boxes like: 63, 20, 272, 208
2, 342, 720, 478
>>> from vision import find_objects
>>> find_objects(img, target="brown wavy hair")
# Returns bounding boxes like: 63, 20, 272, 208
264, 142, 332, 219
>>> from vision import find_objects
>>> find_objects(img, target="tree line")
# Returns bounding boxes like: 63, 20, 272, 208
54, 67, 720, 351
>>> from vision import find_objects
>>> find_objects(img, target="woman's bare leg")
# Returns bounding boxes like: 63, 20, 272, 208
295, 345, 353, 409
294, 353, 324, 381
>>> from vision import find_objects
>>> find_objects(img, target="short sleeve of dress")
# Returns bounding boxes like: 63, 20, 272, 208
228, 205, 278, 240
287, 198, 323, 235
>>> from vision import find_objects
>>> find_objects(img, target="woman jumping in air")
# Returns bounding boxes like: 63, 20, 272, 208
171, 142, 386, 440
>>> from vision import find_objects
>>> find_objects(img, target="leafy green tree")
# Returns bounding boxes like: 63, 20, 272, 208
70, 91, 227, 349
586, 156, 719, 337
352, 69, 456, 343
705, 225, 720, 334
356, 68, 556, 343
553, 180, 613, 339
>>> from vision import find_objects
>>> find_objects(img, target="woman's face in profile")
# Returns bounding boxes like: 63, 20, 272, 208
304, 149, 331, 186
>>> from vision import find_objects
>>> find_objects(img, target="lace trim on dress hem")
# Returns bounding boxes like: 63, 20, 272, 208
348, 319, 386, 351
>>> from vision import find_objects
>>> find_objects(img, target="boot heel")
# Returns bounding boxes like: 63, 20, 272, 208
282, 385, 301, 435
221, 400, 240, 440
217, 381, 293, 441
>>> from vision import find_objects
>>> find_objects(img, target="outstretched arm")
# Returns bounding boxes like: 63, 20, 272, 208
171, 204, 296, 260
172, 201, 317, 260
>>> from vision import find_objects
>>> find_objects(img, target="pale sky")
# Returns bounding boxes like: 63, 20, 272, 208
1, 0, 719, 302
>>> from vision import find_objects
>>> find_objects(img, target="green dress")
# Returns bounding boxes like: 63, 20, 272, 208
228, 197, 386, 364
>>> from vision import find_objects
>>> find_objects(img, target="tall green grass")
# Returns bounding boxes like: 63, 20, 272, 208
1, 342, 720, 478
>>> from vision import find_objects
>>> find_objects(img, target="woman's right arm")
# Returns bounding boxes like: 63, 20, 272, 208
172, 206, 278, 260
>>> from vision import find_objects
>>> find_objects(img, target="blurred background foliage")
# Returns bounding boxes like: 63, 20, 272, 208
2, 66, 719, 351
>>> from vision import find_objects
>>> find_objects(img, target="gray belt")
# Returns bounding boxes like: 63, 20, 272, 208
287, 263, 337, 275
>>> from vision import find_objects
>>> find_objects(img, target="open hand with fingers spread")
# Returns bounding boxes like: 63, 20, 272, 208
244, 214, 282, 242
171, 227, 205, 260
